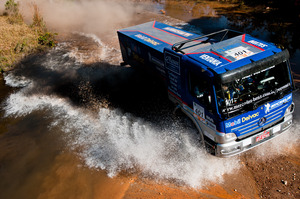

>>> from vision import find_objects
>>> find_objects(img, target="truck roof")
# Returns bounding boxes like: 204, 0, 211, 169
118, 21, 282, 75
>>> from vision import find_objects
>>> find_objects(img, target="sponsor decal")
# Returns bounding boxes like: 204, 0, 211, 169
205, 115, 216, 130
222, 83, 291, 113
163, 27, 193, 37
199, 54, 222, 66
264, 94, 292, 114
165, 52, 181, 97
135, 34, 160, 46
242, 112, 259, 122
239, 65, 276, 82
206, 115, 214, 123
264, 103, 271, 114
225, 46, 254, 60
252, 65, 275, 76
193, 102, 205, 120
225, 119, 241, 128
247, 40, 268, 48
207, 121, 216, 130
165, 55, 180, 68
256, 130, 270, 142
168, 72, 181, 97
165, 52, 180, 75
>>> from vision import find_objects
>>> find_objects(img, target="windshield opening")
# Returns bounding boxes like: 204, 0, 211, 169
217, 61, 292, 118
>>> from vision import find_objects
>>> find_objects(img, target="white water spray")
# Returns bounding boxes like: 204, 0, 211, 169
3, 72, 240, 188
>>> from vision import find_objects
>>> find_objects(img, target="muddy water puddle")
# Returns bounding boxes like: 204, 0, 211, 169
1, 0, 300, 199
0, 117, 132, 199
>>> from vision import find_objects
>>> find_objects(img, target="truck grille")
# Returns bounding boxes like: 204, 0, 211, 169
233, 103, 289, 139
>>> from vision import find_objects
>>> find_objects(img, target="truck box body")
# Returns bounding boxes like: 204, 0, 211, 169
117, 21, 295, 157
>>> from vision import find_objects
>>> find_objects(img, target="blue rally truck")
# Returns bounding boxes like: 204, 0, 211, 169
117, 21, 296, 157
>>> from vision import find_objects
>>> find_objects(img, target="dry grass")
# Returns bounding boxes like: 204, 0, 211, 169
0, 15, 40, 72
31, 3, 47, 33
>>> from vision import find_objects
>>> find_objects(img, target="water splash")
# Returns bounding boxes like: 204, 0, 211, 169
72, 32, 122, 65
4, 73, 31, 88
2, 72, 240, 188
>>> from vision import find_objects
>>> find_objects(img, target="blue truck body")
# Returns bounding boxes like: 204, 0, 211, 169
117, 21, 295, 157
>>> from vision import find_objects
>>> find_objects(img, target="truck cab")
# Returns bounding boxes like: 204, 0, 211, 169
117, 21, 296, 157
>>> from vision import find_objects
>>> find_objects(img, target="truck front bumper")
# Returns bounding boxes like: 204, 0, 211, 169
215, 114, 293, 157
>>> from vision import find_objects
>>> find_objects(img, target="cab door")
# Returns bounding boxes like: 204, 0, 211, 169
185, 67, 219, 131
187, 70, 214, 113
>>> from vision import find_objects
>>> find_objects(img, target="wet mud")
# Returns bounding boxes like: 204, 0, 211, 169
0, 0, 300, 199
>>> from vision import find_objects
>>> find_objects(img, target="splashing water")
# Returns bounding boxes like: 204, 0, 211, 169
4, 73, 31, 88
3, 73, 240, 188
62, 32, 122, 65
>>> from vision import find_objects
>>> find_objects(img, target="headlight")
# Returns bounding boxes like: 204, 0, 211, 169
225, 132, 237, 141
285, 103, 295, 115
216, 132, 237, 143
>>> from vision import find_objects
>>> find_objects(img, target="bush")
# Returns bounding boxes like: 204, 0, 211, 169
31, 3, 57, 48
4, 0, 23, 24
5, 0, 18, 14
38, 32, 58, 48
31, 3, 46, 32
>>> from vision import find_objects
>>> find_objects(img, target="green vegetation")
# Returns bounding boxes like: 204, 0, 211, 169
4, 0, 19, 15
38, 32, 58, 48
0, 0, 57, 73
4, 0, 23, 24
31, 3, 57, 49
